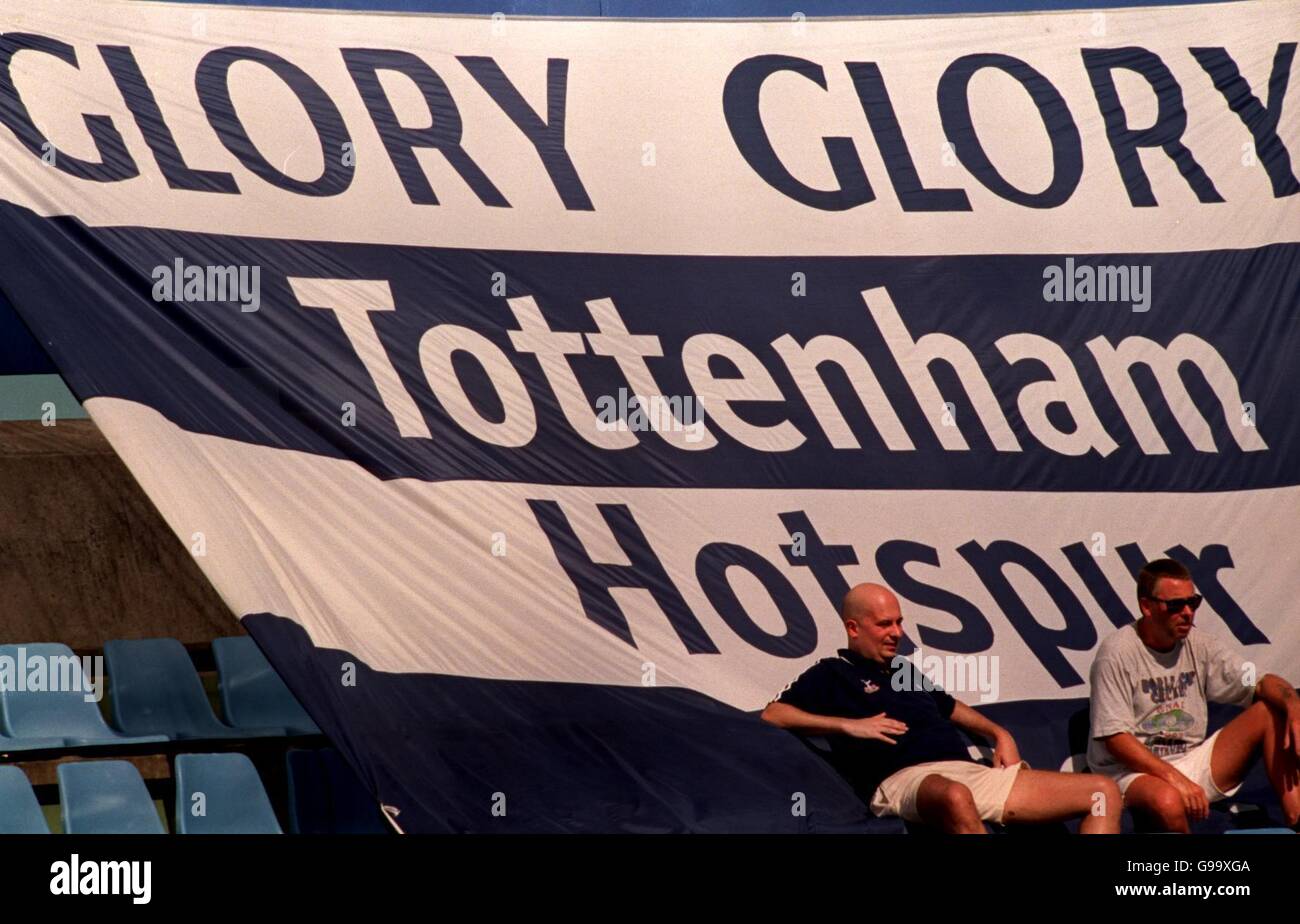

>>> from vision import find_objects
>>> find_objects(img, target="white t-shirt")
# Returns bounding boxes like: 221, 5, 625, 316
1087, 623, 1255, 777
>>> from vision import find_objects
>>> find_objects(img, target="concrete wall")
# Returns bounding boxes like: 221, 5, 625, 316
0, 419, 239, 648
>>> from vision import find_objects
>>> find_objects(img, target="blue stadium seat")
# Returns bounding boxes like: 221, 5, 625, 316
0, 765, 50, 834
212, 636, 320, 736
104, 638, 288, 740
0, 731, 67, 753
286, 748, 390, 834
174, 753, 283, 834
58, 761, 165, 834
0, 643, 168, 747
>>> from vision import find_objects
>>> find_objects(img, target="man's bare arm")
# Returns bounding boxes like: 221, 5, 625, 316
948, 700, 1004, 741
1102, 732, 1177, 778
760, 701, 850, 735
761, 701, 908, 743
949, 700, 1020, 766
1255, 674, 1300, 712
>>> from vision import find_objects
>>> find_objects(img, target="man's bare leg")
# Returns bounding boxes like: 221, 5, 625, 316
914, 774, 986, 834
1001, 769, 1121, 833
1210, 701, 1300, 826
1124, 775, 1190, 832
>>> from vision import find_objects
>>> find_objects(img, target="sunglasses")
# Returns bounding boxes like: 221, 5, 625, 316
1144, 594, 1203, 613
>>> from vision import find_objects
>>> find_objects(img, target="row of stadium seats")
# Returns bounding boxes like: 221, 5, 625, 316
0, 748, 392, 834
0, 636, 319, 749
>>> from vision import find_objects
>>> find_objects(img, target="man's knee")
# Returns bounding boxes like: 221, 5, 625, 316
1137, 783, 1187, 828
1092, 776, 1123, 813
935, 779, 979, 817
1150, 787, 1185, 824
915, 777, 984, 833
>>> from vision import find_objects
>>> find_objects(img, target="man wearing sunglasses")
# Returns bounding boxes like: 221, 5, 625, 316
1088, 558, 1300, 832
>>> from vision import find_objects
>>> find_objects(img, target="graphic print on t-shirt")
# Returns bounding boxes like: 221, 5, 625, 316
1139, 671, 1199, 756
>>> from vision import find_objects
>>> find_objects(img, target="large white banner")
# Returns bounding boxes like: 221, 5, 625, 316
1, 0, 1296, 830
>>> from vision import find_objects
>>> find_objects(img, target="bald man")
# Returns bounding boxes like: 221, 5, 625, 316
762, 583, 1121, 833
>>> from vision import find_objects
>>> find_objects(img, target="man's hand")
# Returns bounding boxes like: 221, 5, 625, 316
1161, 768, 1210, 822
840, 713, 908, 744
992, 731, 1021, 768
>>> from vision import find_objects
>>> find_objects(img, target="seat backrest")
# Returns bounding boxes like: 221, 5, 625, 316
0, 643, 114, 740
104, 638, 229, 738
0, 765, 50, 834
59, 761, 165, 834
1059, 753, 1089, 773
212, 636, 319, 735
1067, 705, 1092, 758
174, 753, 282, 834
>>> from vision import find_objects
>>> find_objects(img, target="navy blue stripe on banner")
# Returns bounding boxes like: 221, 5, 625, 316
245, 612, 1281, 833
244, 612, 892, 833
1, 205, 1295, 493
156, 0, 1246, 15
0, 291, 55, 374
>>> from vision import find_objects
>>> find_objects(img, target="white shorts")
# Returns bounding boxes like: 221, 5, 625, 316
1107, 730, 1242, 800
869, 759, 1028, 824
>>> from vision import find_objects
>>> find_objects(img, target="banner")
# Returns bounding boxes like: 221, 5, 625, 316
1, 0, 1296, 830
